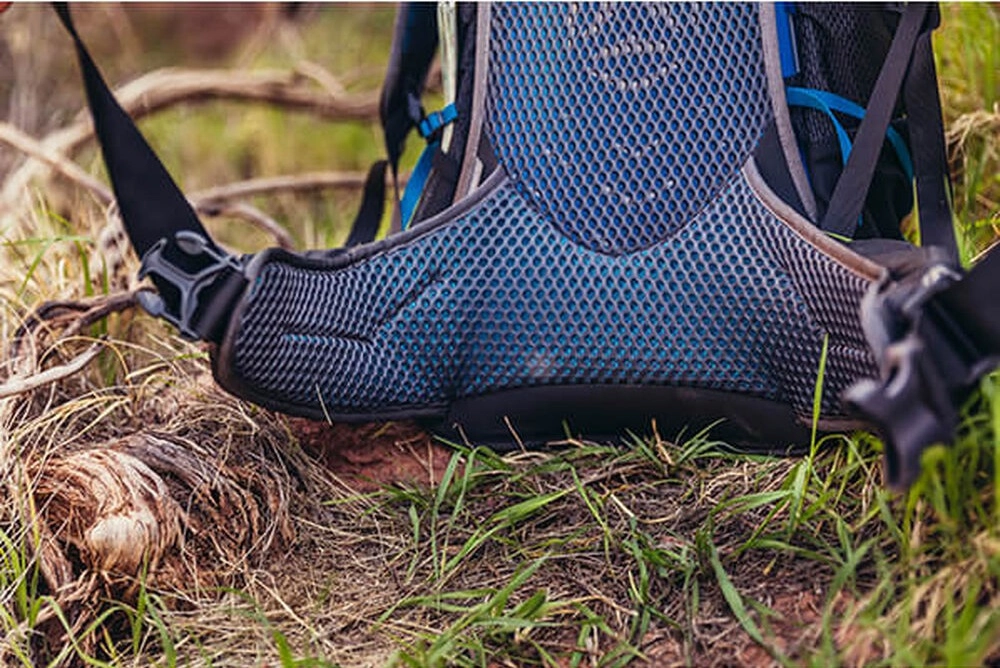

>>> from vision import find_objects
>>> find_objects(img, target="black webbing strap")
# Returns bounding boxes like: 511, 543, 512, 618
822, 3, 957, 263
345, 160, 388, 247
903, 25, 958, 260
55, 3, 389, 337
55, 3, 248, 342
380, 4, 439, 178
54, 3, 213, 259
379, 3, 439, 232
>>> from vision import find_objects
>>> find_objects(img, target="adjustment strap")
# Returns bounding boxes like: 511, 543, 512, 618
903, 29, 958, 260
55, 3, 245, 343
344, 161, 388, 247
400, 103, 459, 229
820, 3, 929, 240
418, 104, 458, 139
54, 3, 214, 260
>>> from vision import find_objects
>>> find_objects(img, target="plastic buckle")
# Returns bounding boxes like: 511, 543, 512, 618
418, 104, 458, 139
844, 264, 977, 488
137, 231, 244, 341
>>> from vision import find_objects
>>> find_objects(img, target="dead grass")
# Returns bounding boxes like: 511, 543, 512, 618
1, 3, 1000, 667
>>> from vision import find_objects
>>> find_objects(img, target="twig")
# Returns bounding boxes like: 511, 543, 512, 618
196, 201, 295, 250
0, 342, 103, 400
1, 66, 380, 211
0, 122, 113, 206
13, 291, 140, 358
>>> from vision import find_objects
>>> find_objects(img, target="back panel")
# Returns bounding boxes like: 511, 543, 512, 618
487, 3, 772, 255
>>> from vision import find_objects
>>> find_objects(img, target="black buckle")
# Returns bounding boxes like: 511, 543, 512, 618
137, 231, 245, 341
844, 264, 982, 488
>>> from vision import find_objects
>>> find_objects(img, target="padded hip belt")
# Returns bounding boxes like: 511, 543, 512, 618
215, 166, 879, 447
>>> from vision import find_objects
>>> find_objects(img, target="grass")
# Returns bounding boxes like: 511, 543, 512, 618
1, 3, 1000, 667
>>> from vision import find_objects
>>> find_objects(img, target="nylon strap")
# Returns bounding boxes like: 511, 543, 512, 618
820, 4, 938, 243
54, 3, 214, 263
903, 29, 958, 260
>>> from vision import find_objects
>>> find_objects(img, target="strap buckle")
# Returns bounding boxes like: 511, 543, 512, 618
844, 264, 984, 488
137, 231, 246, 342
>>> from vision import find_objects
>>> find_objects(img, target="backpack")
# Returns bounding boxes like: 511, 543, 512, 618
54, 2, 1000, 488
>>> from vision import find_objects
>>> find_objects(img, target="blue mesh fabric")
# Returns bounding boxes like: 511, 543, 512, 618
225, 1, 878, 425
487, 3, 772, 255
231, 177, 874, 418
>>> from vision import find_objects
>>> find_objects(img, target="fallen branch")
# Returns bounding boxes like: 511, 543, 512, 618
0, 342, 103, 400
190, 170, 372, 202
198, 200, 295, 250
1, 65, 380, 212
0, 124, 298, 249
0, 122, 114, 207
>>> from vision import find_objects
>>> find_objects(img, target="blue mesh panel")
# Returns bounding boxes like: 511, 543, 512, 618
231, 177, 874, 418
487, 3, 772, 255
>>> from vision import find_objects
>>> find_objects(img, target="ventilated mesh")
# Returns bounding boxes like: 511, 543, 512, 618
227, 2, 879, 429
787, 4, 898, 143
487, 3, 772, 255
232, 178, 875, 419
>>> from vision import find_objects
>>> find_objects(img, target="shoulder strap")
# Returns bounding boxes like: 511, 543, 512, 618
54, 3, 385, 341
54, 3, 212, 260
820, 3, 958, 264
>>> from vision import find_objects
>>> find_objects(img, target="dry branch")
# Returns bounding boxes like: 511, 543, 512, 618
0, 122, 114, 207
0, 123, 300, 248
196, 200, 295, 250
190, 170, 372, 202
0, 342, 102, 400
1, 65, 380, 212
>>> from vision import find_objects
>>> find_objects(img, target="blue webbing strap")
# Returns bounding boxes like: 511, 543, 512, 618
400, 103, 457, 229
774, 2, 799, 78
400, 141, 440, 229
786, 87, 915, 181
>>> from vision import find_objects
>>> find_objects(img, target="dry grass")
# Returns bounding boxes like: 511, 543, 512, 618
1, 3, 1000, 667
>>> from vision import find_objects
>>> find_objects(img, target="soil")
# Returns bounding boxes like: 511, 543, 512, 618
292, 418, 455, 492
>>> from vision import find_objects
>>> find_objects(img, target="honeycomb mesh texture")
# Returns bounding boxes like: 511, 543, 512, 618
787, 4, 898, 143
231, 177, 876, 419
486, 3, 772, 255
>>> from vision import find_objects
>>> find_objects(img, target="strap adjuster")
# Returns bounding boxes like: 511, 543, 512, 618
418, 103, 458, 139
844, 264, 986, 488
137, 231, 246, 342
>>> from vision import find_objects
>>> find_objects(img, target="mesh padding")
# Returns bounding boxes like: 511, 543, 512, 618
231, 177, 875, 419
225, 2, 878, 430
487, 3, 772, 255
788, 4, 899, 143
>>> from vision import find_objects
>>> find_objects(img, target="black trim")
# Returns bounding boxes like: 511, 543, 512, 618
431, 384, 820, 453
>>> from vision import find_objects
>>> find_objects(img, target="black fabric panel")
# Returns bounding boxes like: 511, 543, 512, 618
754, 121, 809, 221
344, 161, 388, 247
788, 4, 900, 143
431, 384, 817, 453
819, 3, 929, 239
787, 3, 915, 237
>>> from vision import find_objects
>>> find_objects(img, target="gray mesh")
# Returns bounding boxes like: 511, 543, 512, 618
231, 176, 875, 419
487, 3, 772, 255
